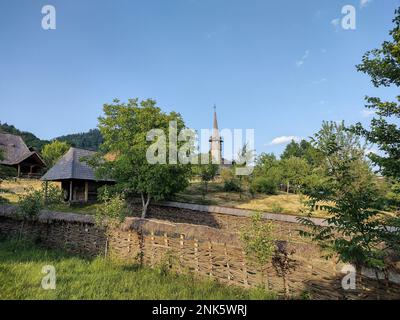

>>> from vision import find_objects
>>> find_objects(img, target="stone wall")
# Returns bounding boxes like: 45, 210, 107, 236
1, 205, 399, 300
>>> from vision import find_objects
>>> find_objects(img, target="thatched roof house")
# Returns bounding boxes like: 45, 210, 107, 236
41, 147, 114, 203
0, 133, 46, 177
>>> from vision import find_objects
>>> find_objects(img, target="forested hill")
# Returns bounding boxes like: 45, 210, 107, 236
0, 122, 103, 151
55, 129, 103, 151
0, 123, 49, 151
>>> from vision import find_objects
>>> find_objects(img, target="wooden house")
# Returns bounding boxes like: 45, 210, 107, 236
0, 133, 46, 177
41, 147, 115, 203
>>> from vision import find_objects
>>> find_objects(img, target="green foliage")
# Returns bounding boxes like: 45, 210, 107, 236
43, 182, 63, 209
16, 183, 62, 219
279, 156, 310, 194
281, 139, 323, 167
240, 212, 275, 268
251, 176, 278, 195
42, 140, 70, 167
353, 7, 400, 181
17, 188, 43, 220
219, 167, 241, 192
196, 160, 219, 197
55, 129, 103, 151
299, 121, 400, 271
92, 98, 192, 218
95, 187, 128, 228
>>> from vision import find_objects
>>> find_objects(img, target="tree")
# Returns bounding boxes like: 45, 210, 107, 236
42, 140, 70, 168
93, 98, 192, 218
240, 212, 275, 290
281, 139, 323, 167
234, 143, 255, 199
299, 121, 399, 279
279, 156, 309, 194
353, 7, 400, 181
194, 154, 219, 199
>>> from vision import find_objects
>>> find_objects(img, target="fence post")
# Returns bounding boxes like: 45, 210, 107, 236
224, 243, 231, 283
208, 241, 213, 278
194, 239, 199, 273
242, 250, 249, 287
179, 234, 184, 272
151, 231, 155, 267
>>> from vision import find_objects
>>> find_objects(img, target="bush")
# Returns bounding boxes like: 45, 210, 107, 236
42, 182, 63, 208
17, 188, 43, 220
251, 177, 278, 195
223, 179, 242, 192
95, 187, 128, 228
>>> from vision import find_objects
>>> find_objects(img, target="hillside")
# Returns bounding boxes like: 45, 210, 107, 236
54, 129, 103, 151
0, 122, 49, 151
0, 122, 103, 151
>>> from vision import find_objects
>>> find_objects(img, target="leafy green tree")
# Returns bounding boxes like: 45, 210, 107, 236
198, 161, 219, 198
251, 153, 281, 195
240, 212, 275, 290
93, 98, 192, 218
281, 139, 323, 167
353, 7, 400, 181
299, 121, 399, 277
42, 140, 70, 168
279, 156, 310, 194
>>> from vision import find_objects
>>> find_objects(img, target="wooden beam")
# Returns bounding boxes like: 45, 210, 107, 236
69, 180, 73, 202
84, 181, 89, 203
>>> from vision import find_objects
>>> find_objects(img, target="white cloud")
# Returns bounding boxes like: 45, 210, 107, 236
312, 78, 327, 85
296, 50, 310, 67
269, 136, 302, 146
361, 109, 375, 118
360, 0, 373, 8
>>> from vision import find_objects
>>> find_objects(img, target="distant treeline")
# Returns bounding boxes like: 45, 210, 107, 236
55, 129, 103, 151
0, 122, 103, 151
0, 123, 49, 151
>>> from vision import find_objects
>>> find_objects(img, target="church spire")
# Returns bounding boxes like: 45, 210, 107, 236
210, 105, 223, 165
213, 104, 219, 130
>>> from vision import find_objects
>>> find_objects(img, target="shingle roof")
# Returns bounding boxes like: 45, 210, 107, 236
0, 133, 45, 166
41, 147, 114, 182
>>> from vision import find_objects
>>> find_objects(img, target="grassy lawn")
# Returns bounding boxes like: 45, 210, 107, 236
0, 239, 276, 300
174, 181, 319, 217
0, 179, 326, 217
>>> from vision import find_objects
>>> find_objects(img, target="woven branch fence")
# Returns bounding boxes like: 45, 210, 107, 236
0, 205, 399, 299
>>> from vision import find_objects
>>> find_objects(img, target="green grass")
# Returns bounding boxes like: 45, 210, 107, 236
0, 239, 276, 300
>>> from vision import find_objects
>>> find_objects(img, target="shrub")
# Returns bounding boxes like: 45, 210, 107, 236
17, 188, 43, 220
240, 212, 275, 289
223, 179, 242, 192
95, 187, 128, 228
251, 176, 278, 195
271, 203, 283, 214
42, 182, 63, 209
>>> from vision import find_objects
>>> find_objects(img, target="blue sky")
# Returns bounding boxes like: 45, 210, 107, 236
0, 0, 399, 157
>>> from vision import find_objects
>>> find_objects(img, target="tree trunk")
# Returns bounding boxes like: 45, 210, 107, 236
141, 193, 151, 218
287, 181, 290, 194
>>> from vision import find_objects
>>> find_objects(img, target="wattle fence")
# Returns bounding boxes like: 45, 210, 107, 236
0, 204, 399, 299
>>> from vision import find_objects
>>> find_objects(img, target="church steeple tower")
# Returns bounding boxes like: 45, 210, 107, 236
209, 105, 223, 164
